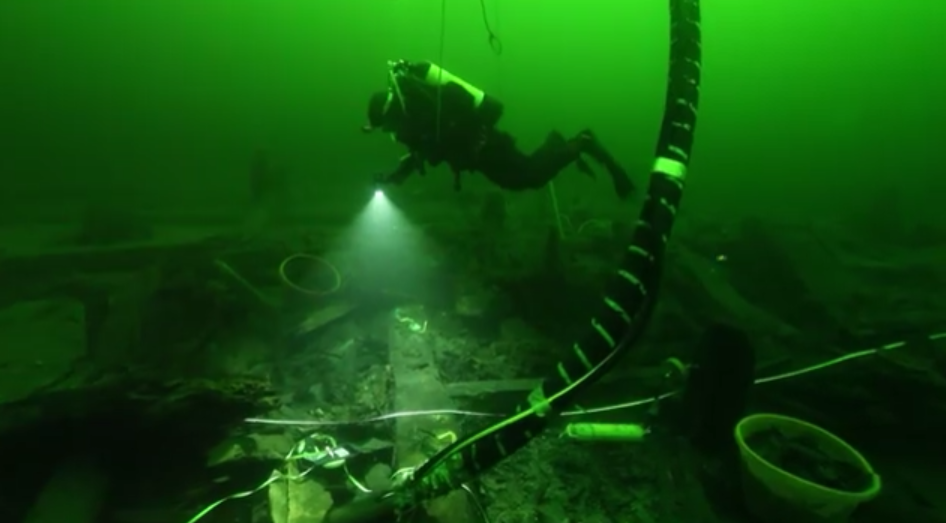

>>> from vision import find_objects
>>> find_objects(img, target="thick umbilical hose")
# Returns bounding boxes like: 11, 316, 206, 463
325, 0, 704, 519
405, 0, 704, 502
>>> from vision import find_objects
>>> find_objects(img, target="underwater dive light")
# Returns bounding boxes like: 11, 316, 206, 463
563, 423, 649, 442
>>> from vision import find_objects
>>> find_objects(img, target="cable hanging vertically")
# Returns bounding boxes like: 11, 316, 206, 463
435, 0, 447, 143
494, 0, 503, 95
480, 0, 503, 55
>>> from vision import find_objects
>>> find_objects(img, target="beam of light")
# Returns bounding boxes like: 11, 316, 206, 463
361, 187, 398, 229
354, 188, 417, 252
317, 187, 436, 302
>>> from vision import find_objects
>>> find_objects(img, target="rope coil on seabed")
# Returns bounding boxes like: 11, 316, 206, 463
278, 253, 343, 296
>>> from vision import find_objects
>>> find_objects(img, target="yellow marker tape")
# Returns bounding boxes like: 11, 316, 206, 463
435, 431, 457, 444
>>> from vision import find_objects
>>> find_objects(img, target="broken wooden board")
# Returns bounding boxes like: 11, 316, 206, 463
446, 378, 540, 398
0, 235, 217, 278
444, 365, 687, 399
0, 374, 278, 435
0, 298, 86, 405
90, 266, 163, 369
268, 465, 333, 523
671, 243, 796, 338
389, 324, 456, 467
292, 300, 358, 337
388, 319, 478, 523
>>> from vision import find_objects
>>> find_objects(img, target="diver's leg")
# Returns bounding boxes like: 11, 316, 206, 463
572, 130, 635, 199
476, 131, 535, 190
511, 131, 593, 189
521, 131, 633, 199
479, 130, 624, 194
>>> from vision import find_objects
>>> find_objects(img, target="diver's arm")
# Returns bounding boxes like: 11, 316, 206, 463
379, 152, 425, 185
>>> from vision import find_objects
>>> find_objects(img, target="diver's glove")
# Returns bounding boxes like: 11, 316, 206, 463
373, 170, 408, 186
376, 154, 424, 186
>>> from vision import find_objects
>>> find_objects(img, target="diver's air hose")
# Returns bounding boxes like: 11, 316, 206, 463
398, 0, 705, 505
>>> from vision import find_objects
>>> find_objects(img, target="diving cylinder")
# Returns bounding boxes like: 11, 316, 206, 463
412, 61, 504, 127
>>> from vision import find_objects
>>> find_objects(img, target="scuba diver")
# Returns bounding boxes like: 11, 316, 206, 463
362, 60, 635, 199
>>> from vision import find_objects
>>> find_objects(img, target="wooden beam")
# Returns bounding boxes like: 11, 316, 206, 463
389, 324, 457, 468
388, 319, 477, 523
445, 357, 792, 400
446, 379, 540, 397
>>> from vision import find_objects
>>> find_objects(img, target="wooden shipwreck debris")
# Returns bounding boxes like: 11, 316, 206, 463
0, 372, 279, 434
292, 300, 358, 337
389, 322, 478, 523
0, 298, 87, 405
446, 378, 540, 398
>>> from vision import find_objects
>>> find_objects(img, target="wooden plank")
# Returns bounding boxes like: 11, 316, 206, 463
445, 367, 673, 400
389, 325, 456, 467
446, 379, 540, 397
443, 358, 793, 401
0, 298, 86, 405
388, 320, 477, 523
0, 238, 217, 286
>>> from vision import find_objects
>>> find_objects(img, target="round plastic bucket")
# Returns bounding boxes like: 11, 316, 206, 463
734, 414, 881, 523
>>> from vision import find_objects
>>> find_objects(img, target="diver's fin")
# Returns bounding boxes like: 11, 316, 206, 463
576, 130, 634, 199
611, 165, 634, 200
575, 157, 596, 179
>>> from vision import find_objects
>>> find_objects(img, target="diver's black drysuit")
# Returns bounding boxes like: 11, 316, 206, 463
363, 60, 634, 198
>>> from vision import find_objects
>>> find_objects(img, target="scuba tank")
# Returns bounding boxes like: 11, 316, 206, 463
387, 59, 504, 128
